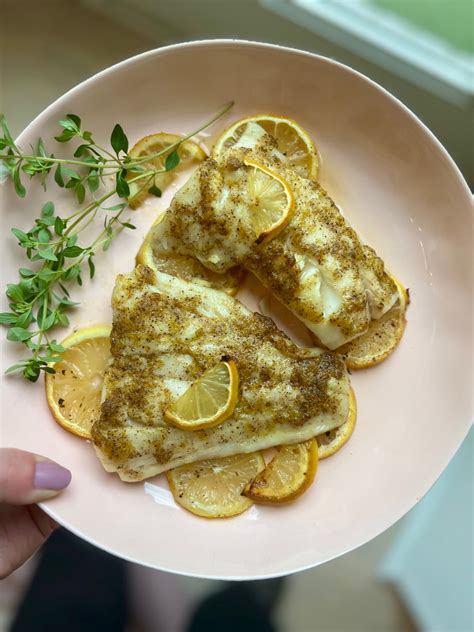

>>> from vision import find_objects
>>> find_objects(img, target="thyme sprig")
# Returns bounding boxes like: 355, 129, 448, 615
0, 102, 233, 381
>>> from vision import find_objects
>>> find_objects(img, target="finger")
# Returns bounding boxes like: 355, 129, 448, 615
0, 504, 57, 579
0, 448, 71, 505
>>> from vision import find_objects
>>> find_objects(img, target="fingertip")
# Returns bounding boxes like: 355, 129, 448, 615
34, 461, 72, 491
0, 448, 71, 505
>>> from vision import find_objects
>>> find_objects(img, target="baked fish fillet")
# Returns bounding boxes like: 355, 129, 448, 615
91, 265, 350, 481
153, 123, 398, 349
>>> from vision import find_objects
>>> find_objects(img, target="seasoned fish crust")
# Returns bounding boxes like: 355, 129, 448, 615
91, 265, 350, 481
155, 125, 398, 348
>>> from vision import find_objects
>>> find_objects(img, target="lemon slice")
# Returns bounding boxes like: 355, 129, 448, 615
391, 274, 409, 312
317, 387, 357, 459
167, 452, 265, 518
164, 360, 239, 430
136, 215, 244, 295
337, 276, 409, 369
213, 114, 319, 179
244, 439, 318, 504
243, 158, 294, 243
45, 325, 111, 438
127, 133, 206, 209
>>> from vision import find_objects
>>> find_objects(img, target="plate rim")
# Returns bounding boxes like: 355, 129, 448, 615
15, 38, 471, 199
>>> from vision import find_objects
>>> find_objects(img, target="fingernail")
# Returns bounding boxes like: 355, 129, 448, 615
34, 461, 72, 491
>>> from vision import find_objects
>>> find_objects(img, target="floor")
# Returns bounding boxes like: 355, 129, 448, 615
1, 522, 417, 632
0, 2, 418, 630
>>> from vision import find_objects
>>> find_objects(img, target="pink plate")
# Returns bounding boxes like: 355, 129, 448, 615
1, 40, 471, 579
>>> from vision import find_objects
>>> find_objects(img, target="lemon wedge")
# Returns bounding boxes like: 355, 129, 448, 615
213, 114, 319, 179
45, 325, 111, 438
164, 359, 239, 430
243, 157, 294, 243
244, 439, 318, 504
167, 452, 265, 518
127, 132, 206, 209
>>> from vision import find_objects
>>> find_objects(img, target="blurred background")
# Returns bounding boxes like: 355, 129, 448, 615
1, 1, 472, 631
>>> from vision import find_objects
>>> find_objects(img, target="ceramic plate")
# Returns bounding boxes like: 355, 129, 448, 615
1, 40, 471, 579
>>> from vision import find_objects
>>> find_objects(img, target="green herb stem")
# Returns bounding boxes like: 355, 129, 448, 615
0, 102, 234, 381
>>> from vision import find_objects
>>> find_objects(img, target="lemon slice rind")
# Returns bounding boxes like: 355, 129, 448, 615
337, 276, 408, 369
317, 387, 357, 459
167, 452, 265, 518
213, 114, 319, 180
164, 360, 239, 430
244, 438, 318, 504
127, 133, 206, 209
45, 325, 111, 439
243, 157, 294, 244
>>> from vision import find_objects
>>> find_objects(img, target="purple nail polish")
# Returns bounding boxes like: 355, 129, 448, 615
34, 461, 72, 490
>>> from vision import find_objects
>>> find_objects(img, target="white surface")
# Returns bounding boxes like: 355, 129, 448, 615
1, 40, 472, 579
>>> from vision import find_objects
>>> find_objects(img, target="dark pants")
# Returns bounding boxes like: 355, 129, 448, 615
11, 528, 284, 632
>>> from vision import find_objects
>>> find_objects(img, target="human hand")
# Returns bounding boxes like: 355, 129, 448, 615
0, 448, 71, 578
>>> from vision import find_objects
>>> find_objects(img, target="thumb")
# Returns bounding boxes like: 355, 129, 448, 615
0, 448, 71, 505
